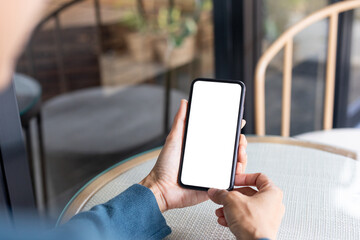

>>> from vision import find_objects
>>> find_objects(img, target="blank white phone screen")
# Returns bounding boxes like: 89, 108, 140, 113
181, 81, 242, 189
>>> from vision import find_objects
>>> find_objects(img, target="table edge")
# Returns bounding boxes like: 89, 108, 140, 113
247, 136, 357, 160
57, 136, 356, 225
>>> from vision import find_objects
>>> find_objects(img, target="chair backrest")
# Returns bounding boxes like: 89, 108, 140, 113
16, 0, 102, 100
254, 1, 360, 136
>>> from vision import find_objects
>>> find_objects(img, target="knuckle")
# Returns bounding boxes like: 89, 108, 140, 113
258, 172, 265, 178
226, 191, 240, 202
258, 173, 267, 182
213, 190, 226, 200
272, 187, 284, 203
280, 204, 286, 216
271, 185, 282, 196
277, 188, 284, 199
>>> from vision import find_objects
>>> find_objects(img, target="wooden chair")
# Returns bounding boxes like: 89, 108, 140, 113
254, 1, 360, 137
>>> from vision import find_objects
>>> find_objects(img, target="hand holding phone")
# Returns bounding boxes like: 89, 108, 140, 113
178, 78, 246, 190
140, 95, 247, 212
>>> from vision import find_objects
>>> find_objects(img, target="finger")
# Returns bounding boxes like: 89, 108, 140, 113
172, 99, 187, 129
234, 187, 258, 196
208, 188, 228, 205
237, 145, 247, 163
241, 119, 246, 129
194, 190, 210, 203
215, 207, 224, 217
240, 134, 248, 148
238, 134, 247, 162
169, 99, 188, 137
235, 162, 243, 175
217, 217, 228, 227
237, 134, 248, 173
240, 146, 247, 173
234, 173, 273, 191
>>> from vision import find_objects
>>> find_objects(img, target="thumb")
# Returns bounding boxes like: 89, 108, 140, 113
169, 99, 187, 137
208, 188, 228, 205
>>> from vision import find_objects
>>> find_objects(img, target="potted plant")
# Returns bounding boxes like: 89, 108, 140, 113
154, 6, 197, 68
196, 0, 213, 50
120, 10, 155, 62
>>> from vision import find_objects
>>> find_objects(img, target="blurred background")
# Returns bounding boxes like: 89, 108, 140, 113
9, 0, 360, 222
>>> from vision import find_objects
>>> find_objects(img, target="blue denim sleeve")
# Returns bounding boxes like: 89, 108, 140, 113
0, 184, 171, 240
52, 184, 171, 240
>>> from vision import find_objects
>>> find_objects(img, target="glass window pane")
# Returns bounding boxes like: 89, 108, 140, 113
263, 0, 329, 135
16, 0, 214, 221
348, 9, 360, 125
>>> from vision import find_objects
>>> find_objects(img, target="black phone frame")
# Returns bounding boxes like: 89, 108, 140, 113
178, 78, 246, 191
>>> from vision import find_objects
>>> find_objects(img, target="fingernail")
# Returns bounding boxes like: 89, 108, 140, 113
208, 188, 219, 197
241, 120, 247, 128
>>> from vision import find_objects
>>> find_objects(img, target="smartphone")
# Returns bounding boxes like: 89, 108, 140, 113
178, 78, 246, 191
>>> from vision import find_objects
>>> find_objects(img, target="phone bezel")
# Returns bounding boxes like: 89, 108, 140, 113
178, 78, 246, 191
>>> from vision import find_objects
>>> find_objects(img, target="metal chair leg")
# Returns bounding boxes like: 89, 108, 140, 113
164, 70, 171, 135
36, 113, 47, 210
23, 124, 36, 201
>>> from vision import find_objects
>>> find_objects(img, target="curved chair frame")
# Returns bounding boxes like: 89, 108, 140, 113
20, 0, 100, 212
57, 136, 356, 225
27, 0, 101, 94
255, 1, 360, 136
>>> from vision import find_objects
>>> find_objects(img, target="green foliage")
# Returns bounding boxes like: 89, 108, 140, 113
157, 7, 197, 47
120, 10, 147, 32
118, 0, 208, 47
201, 0, 212, 11
264, 0, 327, 42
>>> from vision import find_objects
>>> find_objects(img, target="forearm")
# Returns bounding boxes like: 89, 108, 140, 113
52, 184, 171, 240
